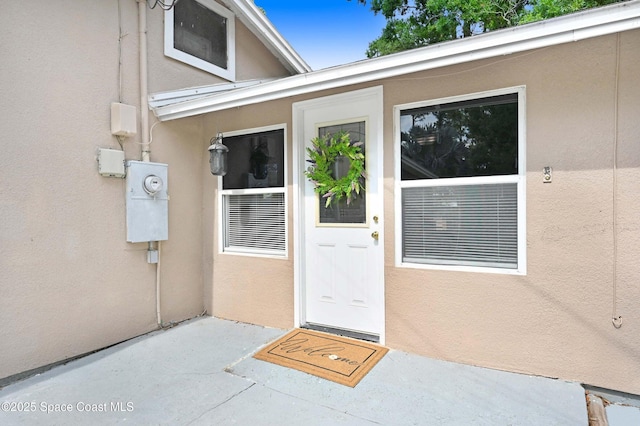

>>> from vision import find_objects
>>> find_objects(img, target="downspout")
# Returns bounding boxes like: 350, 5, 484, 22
138, 0, 162, 328
138, 0, 150, 162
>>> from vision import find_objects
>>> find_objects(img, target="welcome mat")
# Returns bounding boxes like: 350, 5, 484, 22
253, 329, 388, 387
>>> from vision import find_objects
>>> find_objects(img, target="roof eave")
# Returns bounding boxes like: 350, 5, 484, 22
226, 0, 311, 75
154, 0, 640, 122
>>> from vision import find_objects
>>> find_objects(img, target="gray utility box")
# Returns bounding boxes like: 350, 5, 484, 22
126, 161, 168, 243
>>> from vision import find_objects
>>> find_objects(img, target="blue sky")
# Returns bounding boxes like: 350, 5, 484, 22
253, 0, 387, 70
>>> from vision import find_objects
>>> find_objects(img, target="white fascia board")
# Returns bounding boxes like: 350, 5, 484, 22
148, 79, 277, 109
225, 0, 311, 74
154, 0, 640, 122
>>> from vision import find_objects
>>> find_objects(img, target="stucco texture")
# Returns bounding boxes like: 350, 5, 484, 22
380, 31, 640, 395
203, 100, 295, 329
0, 0, 292, 382
145, 0, 293, 92
204, 31, 640, 394
2, 0, 638, 398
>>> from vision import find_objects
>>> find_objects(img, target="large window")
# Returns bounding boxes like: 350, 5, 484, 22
164, 0, 235, 81
395, 88, 525, 273
219, 127, 286, 257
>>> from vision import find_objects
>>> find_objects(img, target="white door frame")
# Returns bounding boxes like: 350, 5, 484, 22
292, 86, 385, 344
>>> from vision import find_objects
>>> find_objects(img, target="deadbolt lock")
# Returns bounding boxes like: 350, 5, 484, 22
373, 215, 379, 223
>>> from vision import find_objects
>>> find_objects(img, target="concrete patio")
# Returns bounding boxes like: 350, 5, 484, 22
0, 317, 596, 424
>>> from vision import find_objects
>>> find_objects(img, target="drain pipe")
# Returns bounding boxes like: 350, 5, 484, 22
138, 0, 150, 162
138, 0, 162, 328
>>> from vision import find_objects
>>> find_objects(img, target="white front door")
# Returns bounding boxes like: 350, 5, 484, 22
294, 87, 384, 340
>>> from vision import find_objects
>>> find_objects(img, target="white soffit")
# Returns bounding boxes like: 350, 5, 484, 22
153, 0, 640, 121
148, 79, 277, 109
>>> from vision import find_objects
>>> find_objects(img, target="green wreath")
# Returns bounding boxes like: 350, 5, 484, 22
305, 131, 366, 208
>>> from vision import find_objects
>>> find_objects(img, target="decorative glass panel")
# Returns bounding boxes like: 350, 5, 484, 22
317, 122, 366, 225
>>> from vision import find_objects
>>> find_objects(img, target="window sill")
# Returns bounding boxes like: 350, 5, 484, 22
220, 249, 288, 260
396, 261, 526, 276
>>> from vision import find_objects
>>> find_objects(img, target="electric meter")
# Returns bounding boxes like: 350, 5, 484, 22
143, 175, 163, 195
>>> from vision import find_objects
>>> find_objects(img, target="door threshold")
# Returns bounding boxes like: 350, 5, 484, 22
301, 323, 379, 343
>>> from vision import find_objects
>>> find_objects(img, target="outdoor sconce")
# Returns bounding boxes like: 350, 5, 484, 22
208, 132, 228, 176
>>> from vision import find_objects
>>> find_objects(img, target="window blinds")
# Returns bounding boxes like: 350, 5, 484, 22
223, 192, 286, 254
402, 182, 518, 269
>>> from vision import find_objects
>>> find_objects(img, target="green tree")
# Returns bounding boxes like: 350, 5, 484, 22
522, 0, 620, 23
352, 0, 624, 57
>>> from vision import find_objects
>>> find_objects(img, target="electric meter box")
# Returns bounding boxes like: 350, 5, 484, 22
125, 161, 168, 243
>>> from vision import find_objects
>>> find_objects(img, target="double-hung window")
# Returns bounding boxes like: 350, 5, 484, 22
165, 0, 235, 81
395, 87, 526, 274
219, 126, 286, 257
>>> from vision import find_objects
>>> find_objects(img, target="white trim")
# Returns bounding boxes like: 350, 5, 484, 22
224, 0, 310, 74
292, 86, 385, 343
292, 99, 304, 329
393, 86, 527, 275
153, 1, 640, 121
164, 0, 236, 81
217, 124, 288, 258
149, 79, 277, 108
221, 187, 284, 196
400, 175, 520, 188
517, 87, 527, 275
373, 86, 386, 345
292, 104, 302, 328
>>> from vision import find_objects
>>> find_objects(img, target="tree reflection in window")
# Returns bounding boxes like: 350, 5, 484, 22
400, 94, 518, 180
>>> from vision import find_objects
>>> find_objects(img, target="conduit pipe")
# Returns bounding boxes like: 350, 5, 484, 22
138, 0, 150, 162
138, 0, 162, 328
611, 33, 622, 329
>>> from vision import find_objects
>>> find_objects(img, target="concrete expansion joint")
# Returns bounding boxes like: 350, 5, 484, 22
224, 345, 271, 374
187, 382, 257, 424
259, 384, 382, 424
223, 361, 259, 385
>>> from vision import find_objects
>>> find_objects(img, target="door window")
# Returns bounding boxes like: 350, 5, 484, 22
316, 121, 367, 225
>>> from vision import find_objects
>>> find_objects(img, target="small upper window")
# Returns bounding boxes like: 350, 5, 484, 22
164, 0, 236, 81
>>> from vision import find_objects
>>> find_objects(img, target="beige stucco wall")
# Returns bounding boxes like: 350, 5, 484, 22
204, 30, 640, 394
0, 0, 293, 381
202, 100, 296, 329
146, 0, 293, 92
381, 31, 640, 395
1, 0, 636, 396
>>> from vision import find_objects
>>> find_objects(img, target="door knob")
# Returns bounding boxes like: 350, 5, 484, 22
371, 231, 379, 240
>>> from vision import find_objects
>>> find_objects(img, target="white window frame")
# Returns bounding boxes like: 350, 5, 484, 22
164, 0, 236, 81
217, 124, 288, 259
394, 86, 527, 275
